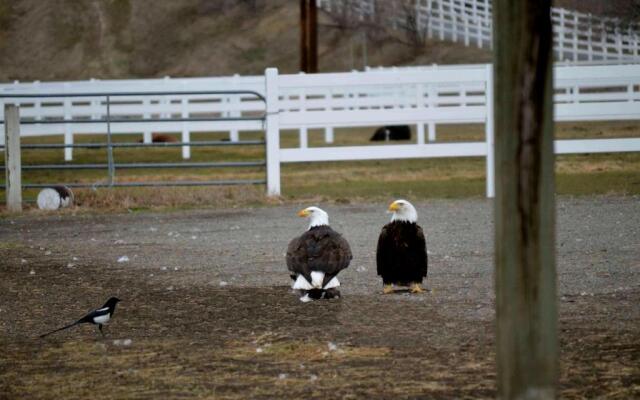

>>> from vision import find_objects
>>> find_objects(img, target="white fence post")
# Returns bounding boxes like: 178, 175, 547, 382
438, 0, 445, 40
417, 123, 425, 144
572, 13, 579, 62
143, 98, 152, 143
324, 87, 334, 143
427, 0, 433, 39
427, 122, 436, 142
63, 98, 73, 161
229, 74, 240, 142
4, 104, 22, 212
558, 9, 565, 61
265, 68, 281, 196
299, 88, 307, 147
0, 101, 5, 150
587, 22, 593, 61
324, 127, 334, 143
485, 63, 495, 198
299, 127, 308, 148
181, 98, 190, 159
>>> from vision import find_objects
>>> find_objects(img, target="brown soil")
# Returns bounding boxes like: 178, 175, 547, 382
0, 197, 638, 399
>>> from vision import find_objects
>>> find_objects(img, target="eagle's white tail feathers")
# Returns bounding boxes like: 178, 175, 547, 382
323, 276, 340, 290
310, 271, 325, 289
292, 275, 314, 290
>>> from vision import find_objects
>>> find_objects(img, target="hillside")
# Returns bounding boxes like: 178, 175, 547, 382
0, 0, 491, 82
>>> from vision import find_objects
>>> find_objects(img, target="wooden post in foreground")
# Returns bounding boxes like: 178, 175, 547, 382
4, 104, 22, 212
493, 1, 558, 399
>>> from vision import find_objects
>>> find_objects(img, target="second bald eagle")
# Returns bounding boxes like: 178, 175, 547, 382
376, 200, 428, 294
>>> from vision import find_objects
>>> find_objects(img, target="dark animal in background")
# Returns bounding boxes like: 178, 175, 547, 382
52, 185, 74, 206
137, 133, 178, 143
370, 125, 411, 141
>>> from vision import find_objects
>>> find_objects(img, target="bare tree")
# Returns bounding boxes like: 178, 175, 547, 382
397, 0, 428, 51
320, 0, 364, 30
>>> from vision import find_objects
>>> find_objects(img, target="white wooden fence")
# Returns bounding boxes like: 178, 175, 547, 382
263, 63, 640, 197
319, 0, 640, 62
2, 63, 640, 197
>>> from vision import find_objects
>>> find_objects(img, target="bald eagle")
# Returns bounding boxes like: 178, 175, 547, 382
376, 200, 428, 294
286, 207, 352, 302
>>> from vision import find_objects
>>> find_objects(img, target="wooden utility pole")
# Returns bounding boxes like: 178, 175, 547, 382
4, 104, 22, 212
493, 0, 558, 399
300, 0, 318, 73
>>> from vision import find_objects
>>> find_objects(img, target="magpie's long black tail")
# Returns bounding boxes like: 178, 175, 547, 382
39, 321, 80, 338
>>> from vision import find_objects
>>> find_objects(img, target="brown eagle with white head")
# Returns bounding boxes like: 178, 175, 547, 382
376, 200, 428, 294
286, 207, 352, 302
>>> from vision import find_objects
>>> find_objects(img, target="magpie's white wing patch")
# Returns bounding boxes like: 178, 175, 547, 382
93, 314, 110, 324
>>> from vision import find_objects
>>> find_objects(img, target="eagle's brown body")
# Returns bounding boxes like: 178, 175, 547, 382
286, 225, 352, 290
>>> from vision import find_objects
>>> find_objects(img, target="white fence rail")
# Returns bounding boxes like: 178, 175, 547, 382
262, 63, 640, 197
2, 63, 640, 197
0, 75, 265, 160
319, 0, 640, 63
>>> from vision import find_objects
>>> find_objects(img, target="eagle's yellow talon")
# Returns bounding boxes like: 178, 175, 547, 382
383, 284, 394, 294
410, 283, 425, 293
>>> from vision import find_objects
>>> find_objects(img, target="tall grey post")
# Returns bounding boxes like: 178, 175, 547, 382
4, 104, 22, 212
265, 68, 281, 196
494, 0, 558, 398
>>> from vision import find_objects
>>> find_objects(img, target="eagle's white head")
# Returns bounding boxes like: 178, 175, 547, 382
388, 199, 418, 223
297, 206, 329, 229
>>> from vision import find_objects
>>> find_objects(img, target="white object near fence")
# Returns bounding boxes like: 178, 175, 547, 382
37, 186, 74, 210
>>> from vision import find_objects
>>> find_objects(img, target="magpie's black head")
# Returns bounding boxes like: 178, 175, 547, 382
104, 297, 121, 307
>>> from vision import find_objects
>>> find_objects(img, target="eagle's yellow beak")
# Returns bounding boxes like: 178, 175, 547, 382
297, 208, 310, 217
388, 201, 400, 212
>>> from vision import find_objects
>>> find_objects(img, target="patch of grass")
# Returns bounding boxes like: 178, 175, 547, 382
556, 170, 640, 196
1, 122, 639, 211
0, 337, 395, 399
229, 338, 390, 362
0, 241, 25, 250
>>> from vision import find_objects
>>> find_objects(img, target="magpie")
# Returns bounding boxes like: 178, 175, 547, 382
39, 297, 121, 338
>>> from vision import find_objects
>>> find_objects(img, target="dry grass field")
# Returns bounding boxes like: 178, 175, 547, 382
1, 120, 639, 212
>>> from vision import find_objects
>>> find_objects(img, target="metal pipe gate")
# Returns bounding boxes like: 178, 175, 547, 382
0, 90, 267, 190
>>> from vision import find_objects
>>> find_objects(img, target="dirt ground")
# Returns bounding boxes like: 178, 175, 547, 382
1, 196, 639, 399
